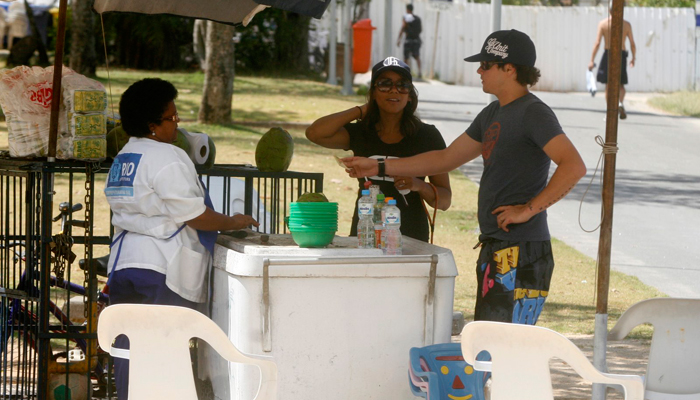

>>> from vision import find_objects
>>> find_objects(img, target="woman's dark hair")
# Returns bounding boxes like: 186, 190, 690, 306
498, 64, 541, 87
361, 80, 421, 138
119, 78, 178, 137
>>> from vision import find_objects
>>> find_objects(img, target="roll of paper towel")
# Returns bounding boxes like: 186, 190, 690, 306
178, 128, 210, 165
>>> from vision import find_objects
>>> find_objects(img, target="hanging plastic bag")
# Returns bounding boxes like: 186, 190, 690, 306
586, 67, 597, 97
0, 66, 74, 157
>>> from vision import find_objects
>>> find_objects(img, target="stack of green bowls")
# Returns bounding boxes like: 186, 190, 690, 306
287, 202, 338, 247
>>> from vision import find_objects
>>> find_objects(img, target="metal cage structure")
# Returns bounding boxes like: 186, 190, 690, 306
0, 159, 110, 400
0, 158, 323, 399
199, 164, 324, 235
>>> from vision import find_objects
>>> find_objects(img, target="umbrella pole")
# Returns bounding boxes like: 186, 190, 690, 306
47, 0, 68, 161
592, 0, 625, 399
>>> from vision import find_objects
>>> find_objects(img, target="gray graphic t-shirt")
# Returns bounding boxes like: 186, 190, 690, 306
466, 93, 563, 242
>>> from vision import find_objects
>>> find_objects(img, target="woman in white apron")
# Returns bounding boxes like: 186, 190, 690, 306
104, 78, 258, 400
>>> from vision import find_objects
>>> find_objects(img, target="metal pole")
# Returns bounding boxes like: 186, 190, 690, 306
327, 0, 338, 85
488, 0, 501, 104
341, 0, 354, 95
48, 0, 69, 161
383, 0, 393, 59
429, 11, 440, 80
592, 0, 625, 399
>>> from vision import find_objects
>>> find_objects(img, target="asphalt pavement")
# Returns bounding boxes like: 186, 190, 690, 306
407, 78, 700, 298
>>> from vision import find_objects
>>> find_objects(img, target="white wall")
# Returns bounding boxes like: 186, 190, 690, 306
364, 1, 697, 92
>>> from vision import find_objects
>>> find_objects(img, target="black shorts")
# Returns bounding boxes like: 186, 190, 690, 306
597, 49, 629, 85
474, 239, 554, 324
403, 38, 421, 60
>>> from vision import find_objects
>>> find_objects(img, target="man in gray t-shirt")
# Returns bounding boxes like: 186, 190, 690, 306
343, 30, 586, 324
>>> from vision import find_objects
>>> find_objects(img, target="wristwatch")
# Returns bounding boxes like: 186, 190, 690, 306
377, 158, 386, 177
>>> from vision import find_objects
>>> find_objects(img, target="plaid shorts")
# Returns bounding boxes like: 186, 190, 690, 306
474, 239, 554, 325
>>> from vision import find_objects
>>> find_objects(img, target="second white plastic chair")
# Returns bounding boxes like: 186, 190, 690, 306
461, 321, 644, 400
608, 297, 700, 400
97, 304, 277, 400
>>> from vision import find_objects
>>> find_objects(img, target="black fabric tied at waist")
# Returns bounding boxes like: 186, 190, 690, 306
473, 235, 498, 250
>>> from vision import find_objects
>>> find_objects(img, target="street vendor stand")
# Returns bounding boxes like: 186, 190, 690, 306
203, 233, 457, 400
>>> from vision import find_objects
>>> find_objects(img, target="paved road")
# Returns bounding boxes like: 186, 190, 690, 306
412, 80, 700, 298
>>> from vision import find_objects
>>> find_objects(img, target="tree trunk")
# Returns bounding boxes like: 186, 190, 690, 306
69, 0, 97, 76
193, 19, 207, 71
198, 21, 236, 124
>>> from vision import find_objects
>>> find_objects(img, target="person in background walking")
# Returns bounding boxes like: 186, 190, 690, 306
343, 30, 587, 325
396, 4, 422, 78
588, 11, 636, 120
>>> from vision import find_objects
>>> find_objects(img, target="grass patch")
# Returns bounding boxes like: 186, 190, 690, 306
648, 91, 700, 117
0, 69, 663, 337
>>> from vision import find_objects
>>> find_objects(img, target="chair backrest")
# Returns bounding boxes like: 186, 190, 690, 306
461, 321, 644, 400
608, 298, 700, 398
97, 304, 277, 400
408, 343, 489, 400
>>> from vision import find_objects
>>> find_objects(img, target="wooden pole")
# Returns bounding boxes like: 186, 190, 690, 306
47, 0, 68, 160
592, 0, 624, 398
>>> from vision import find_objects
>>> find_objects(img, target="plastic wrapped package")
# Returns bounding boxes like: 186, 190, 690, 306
57, 73, 107, 161
0, 66, 75, 157
61, 73, 107, 113
56, 113, 107, 160
0, 66, 108, 160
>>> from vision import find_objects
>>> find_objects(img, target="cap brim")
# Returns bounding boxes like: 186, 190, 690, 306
463, 53, 500, 63
372, 66, 413, 83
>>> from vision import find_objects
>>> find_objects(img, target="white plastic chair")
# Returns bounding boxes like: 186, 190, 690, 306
97, 304, 277, 400
461, 321, 644, 400
608, 298, 700, 400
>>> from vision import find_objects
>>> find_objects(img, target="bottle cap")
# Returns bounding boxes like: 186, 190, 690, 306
377, 194, 385, 201
361, 189, 370, 195
388, 199, 397, 205
384, 197, 394, 203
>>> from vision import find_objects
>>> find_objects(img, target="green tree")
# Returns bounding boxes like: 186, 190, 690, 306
100, 14, 194, 70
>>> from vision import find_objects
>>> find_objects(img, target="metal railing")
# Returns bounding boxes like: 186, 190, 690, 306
0, 158, 323, 399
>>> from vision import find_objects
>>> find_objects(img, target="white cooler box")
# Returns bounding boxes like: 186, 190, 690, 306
202, 233, 457, 400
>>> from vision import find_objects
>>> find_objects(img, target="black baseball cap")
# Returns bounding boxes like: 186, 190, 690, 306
464, 29, 536, 67
371, 57, 412, 86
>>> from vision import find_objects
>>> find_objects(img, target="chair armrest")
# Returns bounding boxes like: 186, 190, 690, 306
110, 346, 130, 360
473, 360, 492, 372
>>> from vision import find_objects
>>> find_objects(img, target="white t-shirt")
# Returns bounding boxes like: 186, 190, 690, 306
104, 137, 209, 302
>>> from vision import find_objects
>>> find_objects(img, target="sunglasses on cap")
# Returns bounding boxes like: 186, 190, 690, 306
374, 79, 412, 94
479, 61, 505, 71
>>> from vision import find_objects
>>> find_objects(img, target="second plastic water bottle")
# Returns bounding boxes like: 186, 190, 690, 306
373, 194, 385, 249
357, 189, 375, 249
382, 199, 402, 255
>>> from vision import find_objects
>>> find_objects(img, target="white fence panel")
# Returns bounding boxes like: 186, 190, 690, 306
365, 1, 696, 92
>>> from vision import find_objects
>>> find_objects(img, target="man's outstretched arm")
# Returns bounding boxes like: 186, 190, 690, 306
342, 131, 482, 178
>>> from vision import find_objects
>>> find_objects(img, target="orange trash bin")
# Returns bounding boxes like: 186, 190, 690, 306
352, 19, 376, 74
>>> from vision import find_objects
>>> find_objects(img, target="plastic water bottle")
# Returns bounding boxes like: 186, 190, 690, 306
373, 194, 385, 249
357, 189, 375, 249
382, 199, 402, 255
369, 184, 381, 205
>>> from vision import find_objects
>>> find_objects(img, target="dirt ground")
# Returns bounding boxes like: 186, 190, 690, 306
453, 334, 650, 400
550, 335, 650, 400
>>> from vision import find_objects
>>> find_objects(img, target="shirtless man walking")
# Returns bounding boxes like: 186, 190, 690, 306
588, 13, 636, 119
